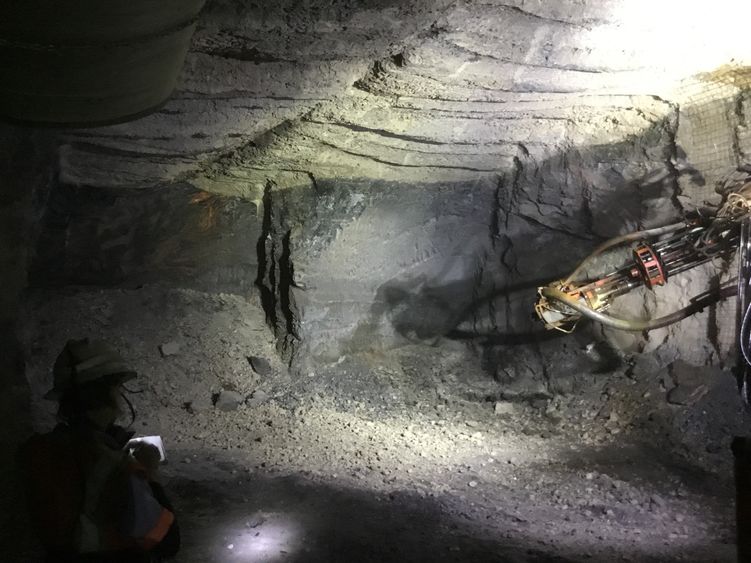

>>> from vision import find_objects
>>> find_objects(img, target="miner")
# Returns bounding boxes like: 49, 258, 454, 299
19, 338, 179, 562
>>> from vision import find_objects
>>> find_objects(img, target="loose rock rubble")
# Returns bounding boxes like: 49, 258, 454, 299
17, 284, 749, 562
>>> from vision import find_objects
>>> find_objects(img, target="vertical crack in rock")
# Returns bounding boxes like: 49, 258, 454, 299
256, 181, 277, 328
490, 174, 505, 246
498, 235, 516, 333
471, 253, 487, 336
581, 183, 595, 236
509, 155, 523, 221
483, 176, 503, 335
255, 180, 301, 366
505, 157, 523, 334
279, 229, 300, 342
491, 172, 519, 333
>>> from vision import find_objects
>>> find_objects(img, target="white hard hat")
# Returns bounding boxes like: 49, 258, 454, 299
44, 338, 136, 400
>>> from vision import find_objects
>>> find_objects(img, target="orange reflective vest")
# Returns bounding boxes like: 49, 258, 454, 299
19, 424, 174, 557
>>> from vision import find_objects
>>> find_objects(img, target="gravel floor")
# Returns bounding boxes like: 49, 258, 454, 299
15, 285, 749, 562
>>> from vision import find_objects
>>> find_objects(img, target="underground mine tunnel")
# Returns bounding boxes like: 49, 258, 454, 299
3, 1, 751, 562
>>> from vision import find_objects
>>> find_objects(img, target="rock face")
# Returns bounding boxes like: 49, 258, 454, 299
5, 6, 751, 560
31, 183, 260, 293
15, 1, 751, 375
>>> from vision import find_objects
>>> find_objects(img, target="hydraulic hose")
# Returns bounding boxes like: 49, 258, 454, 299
562, 222, 686, 286
738, 218, 751, 368
541, 284, 736, 332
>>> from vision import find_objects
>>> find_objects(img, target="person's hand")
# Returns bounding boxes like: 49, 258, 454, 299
131, 442, 161, 481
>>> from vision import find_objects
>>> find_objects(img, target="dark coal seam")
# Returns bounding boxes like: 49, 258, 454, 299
174, 91, 329, 102
65, 141, 212, 160
355, 137, 517, 157
441, 39, 606, 75
190, 47, 294, 64
303, 119, 446, 146
393, 75, 590, 96
65, 133, 175, 142
309, 123, 541, 149
316, 140, 500, 172
190, 47, 363, 64
393, 110, 575, 122
233, 105, 271, 111
355, 69, 590, 97
492, 4, 596, 28
393, 104, 648, 118
393, 92, 666, 105
223, 166, 317, 176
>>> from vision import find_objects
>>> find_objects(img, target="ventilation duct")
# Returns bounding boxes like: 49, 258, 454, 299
0, 1, 205, 126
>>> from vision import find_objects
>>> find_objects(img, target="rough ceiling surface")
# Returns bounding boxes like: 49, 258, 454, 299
3, 1, 751, 562
58, 0, 697, 192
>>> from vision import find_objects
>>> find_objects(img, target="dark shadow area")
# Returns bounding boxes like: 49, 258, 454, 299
354, 117, 713, 387
170, 471, 563, 563
549, 440, 734, 499
28, 182, 260, 294
161, 452, 713, 563
445, 277, 570, 345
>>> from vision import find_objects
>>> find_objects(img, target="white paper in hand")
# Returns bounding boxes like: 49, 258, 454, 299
126, 435, 167, 462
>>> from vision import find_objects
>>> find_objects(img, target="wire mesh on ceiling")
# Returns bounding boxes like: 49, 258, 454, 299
671, 66, 751, 360
676, 65, 751, 201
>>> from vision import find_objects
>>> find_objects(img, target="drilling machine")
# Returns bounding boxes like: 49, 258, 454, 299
534, 177, 751, 408
535, 179, 751, 367
534, 177, 751, 560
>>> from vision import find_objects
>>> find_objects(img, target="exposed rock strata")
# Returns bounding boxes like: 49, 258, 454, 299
57, 1, 683, 192
31, 184, 260, 292
6, 4, 751, 560
20, 1, 751, 376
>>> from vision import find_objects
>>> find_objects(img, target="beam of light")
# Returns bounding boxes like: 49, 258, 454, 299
582, 0, 751, 92
221, 514, 302, 562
